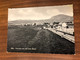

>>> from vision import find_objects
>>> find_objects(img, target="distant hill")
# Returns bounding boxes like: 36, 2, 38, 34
50, 14, 73, 22
8, 14, 73, 25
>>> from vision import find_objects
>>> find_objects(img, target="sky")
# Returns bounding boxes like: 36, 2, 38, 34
8, 4, 73, 21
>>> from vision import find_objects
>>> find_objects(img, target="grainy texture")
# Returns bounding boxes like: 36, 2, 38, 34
0, 0, 80, 60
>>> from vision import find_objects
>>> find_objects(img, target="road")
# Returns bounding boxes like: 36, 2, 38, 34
46, 28, 75, 43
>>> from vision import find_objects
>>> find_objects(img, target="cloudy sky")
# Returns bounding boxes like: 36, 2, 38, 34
8, 4, 73, 21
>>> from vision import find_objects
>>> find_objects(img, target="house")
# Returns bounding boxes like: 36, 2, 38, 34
66, 21, 74, 28
43, 23, 50, 28
62, 23, 67, 28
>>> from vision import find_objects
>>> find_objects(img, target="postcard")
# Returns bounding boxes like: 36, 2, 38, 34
7, 4, 75, 54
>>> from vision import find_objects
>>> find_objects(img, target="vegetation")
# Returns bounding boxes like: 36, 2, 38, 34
7, 25, 75, 54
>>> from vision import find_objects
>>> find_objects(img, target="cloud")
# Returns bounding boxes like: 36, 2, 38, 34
47, 9, 62, 16
8, 5, 73, 21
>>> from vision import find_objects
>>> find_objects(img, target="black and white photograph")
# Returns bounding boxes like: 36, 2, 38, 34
7, 4, 75, 54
